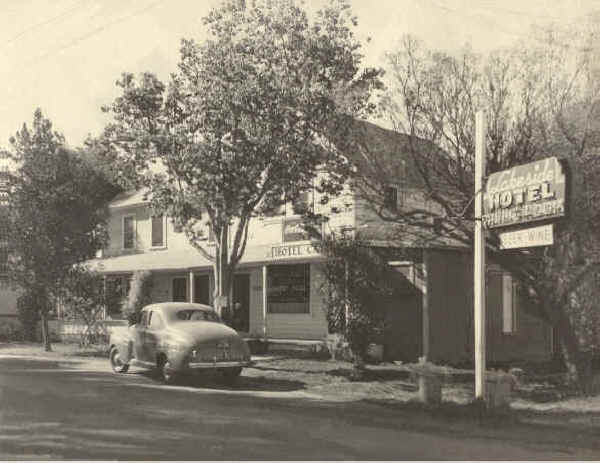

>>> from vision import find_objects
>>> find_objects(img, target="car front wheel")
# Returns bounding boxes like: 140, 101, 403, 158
109, 347, 129, 374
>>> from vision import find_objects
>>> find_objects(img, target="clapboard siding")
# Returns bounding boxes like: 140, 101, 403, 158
426, 248, 553, 365
247, 264, 328, 340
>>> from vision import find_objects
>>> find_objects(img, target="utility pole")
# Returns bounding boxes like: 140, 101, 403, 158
474, 111, 487, 400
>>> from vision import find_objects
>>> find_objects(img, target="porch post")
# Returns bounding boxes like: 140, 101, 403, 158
189, 270, 194, 303
421, 252, 429, 361
262, 265, 268, 341
474, 110, 487, 400
102, 276, 107, 320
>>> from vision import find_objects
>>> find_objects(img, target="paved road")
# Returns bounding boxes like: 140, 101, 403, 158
1, 356, 599, 460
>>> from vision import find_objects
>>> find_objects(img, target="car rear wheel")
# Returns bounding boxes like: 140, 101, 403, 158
219, 366, 242, 384
109, 347, 129, 374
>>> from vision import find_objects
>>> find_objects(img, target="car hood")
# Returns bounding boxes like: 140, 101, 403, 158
167, 321, 242, 345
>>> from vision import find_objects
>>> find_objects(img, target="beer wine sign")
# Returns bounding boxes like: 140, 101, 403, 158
482, 157, 566, 248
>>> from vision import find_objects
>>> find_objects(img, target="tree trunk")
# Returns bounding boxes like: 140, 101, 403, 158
213, 222, 234, 324
39, 310, 52, 352
556, 306, 594, 394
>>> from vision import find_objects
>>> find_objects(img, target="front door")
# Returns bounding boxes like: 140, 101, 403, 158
172, 277, 187, 302
194, 274, 211, 305
232, 274, 250, 333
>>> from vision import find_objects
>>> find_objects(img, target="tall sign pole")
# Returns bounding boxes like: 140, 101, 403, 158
474, 111, 487, 400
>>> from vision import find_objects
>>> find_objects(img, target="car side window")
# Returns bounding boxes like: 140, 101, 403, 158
149, 312, 164, 329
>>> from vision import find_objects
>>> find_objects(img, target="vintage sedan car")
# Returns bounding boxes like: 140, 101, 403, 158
109, 302, 252, 383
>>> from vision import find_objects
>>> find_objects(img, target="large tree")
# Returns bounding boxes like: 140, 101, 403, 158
99, 0, 381, 314
8, 109, 119, 350
355, 23, 600, 391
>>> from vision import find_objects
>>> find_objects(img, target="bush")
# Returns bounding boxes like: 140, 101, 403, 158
319, 236, 392, 365
0, 321, 25, 342
326, 333, 353, 361
123, 271, 153, 325
16, 291, 42, 341
61, 266, 106, 346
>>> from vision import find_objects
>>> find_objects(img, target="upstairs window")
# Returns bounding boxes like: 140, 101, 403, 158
151, 215, 165, 248
292, 191, 311, 215
122, 215, 135, 250
384, 186, 398, 212
282, 217, 310, 242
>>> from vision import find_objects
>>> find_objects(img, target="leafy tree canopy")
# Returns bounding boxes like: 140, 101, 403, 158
100, 0, 382, 307
8, 109, 120, 349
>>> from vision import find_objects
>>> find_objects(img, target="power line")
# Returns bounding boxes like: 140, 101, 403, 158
421, 0, 600, 52
470, 1, 575, 22
16, 0, 168, 71
422, 0, 533, 42
0, 0, 89, 50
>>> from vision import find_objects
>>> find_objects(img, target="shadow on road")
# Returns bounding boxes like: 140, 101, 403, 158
133, 368, 307, 392
353, 395, 600, 456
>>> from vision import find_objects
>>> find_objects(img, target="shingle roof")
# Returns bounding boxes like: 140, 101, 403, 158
88, 249, 211, 273
88, 242, 327, 273
109, 189, 150, 209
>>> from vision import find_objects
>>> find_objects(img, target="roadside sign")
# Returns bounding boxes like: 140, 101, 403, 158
483, 157, 566, 228
498, 224, 554, 249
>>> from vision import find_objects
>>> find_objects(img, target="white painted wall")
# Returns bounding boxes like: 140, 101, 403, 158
247, 263, 328, 340
100, 174, 357, 340
104, 182, 356, 259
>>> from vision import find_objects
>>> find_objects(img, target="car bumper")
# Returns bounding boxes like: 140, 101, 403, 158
187, 360, 253, 369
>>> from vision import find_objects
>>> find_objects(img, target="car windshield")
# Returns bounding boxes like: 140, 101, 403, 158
175, 309, 220, 322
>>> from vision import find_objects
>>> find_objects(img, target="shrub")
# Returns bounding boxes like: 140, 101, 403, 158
61, 266, 107, 346
0, 321, 25, 342
16, 290, 42, 341
319, 236, 393, 367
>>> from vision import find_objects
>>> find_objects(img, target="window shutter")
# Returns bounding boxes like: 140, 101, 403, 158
502, 273, 517, 334
151, 215, 164, 247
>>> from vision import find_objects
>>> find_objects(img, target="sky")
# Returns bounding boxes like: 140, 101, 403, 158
0, 0, 597, 149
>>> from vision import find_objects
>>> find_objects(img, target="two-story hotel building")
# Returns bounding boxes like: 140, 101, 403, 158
89, 175, 355, 342
87, 121, 555, 364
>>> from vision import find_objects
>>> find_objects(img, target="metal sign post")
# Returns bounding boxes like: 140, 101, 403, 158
474, 111, 487, 400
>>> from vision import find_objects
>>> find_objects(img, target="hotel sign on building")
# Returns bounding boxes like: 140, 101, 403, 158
269, 242, 322, 260
483, 157, 566, 229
